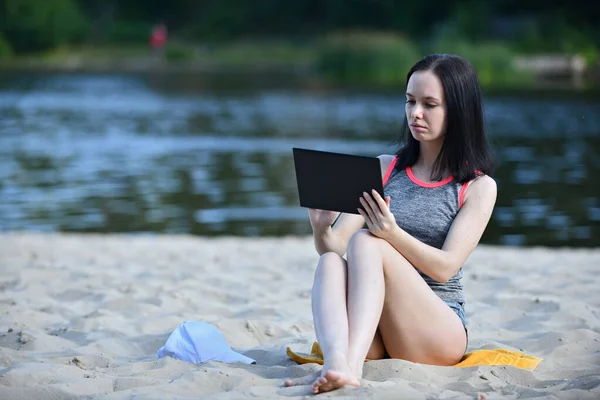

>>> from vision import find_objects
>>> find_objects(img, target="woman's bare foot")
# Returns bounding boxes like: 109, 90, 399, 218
312, 370, 360, 394
312, 352, 360, 394
283, 370, 320, 387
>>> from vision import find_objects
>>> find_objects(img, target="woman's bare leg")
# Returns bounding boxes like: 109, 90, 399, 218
345, 230, 467, 378
345, 230, 387, 376
308, 252, 359, 393
313, 230, 467, 393
311, 231, 387, 393
286, 230, 467, 394
284, 250, 387, 389
284, 252, 358, 390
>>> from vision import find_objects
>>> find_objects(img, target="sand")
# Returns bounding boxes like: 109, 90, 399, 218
0, 232, 599, 399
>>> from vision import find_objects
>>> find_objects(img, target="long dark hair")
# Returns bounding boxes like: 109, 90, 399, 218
395, 54, 495, 183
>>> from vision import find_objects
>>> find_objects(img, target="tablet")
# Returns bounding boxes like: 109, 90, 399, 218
292, 147, 384, 215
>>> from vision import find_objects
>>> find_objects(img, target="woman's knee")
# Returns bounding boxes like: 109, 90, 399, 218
314, 252, 346, 277
347, 229, 389, 263
347, 229, 379, 250
318, 251, 346, 266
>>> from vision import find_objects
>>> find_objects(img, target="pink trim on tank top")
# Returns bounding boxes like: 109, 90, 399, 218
458, 182, 469, 208
406, 166, 453, 188
382, 157, 398, 186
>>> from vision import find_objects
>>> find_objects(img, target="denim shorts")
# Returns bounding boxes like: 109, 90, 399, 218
444, 301, 469, 351
444, 301, 467, 328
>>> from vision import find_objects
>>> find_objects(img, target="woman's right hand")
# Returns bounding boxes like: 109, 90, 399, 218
308, 208, 340, 233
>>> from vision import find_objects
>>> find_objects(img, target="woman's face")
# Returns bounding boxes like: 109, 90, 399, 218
405, 70, 447, 144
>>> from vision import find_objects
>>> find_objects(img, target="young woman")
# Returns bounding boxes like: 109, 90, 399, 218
284, 54, 497, 394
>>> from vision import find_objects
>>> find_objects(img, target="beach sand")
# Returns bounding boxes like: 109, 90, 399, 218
1, 232, 599, 399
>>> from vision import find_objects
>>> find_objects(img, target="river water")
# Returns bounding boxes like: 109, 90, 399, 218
0, 71, 598, 247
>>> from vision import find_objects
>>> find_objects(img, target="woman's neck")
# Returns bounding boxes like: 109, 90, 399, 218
415, 140, 443, 170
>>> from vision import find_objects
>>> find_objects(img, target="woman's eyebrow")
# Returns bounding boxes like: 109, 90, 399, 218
405, 92, 441, 102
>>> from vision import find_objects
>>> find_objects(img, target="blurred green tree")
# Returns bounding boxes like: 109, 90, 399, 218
0, 0, 89, 53
0, 0, 598, 60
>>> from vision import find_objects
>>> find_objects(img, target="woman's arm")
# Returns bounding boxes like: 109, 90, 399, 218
379, 175, 497, 282
313, 154, 396, 257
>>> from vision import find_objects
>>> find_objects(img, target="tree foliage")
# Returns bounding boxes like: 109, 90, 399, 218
0, 0, 597, 54
0, 0, 88, 53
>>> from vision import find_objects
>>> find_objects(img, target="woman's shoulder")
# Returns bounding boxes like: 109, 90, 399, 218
464, 174, 497, 205
471, 173, 496, 189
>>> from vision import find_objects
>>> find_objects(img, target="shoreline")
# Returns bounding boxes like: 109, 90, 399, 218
0, 59, 315, 76
1, 56, 598, 93
2, 230, 599, 249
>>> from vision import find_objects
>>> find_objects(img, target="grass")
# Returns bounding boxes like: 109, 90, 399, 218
426, 39, 535, 89
315, 31, 420, 87
41, 44, 150, 61
193, 40, 316, 65
5, 40, 318, 70
0, 34, 13, 59
0, 33, 594, 90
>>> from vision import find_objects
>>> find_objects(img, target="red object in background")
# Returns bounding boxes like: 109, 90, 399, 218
150, 24, 168, 48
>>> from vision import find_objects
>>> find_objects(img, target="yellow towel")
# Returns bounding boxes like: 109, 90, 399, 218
286, 342, 542, 371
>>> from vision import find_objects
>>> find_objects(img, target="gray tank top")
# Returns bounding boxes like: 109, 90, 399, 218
383, 157, 471, 305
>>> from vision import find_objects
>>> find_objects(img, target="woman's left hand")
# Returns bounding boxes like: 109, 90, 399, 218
358, 189, 397, 240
